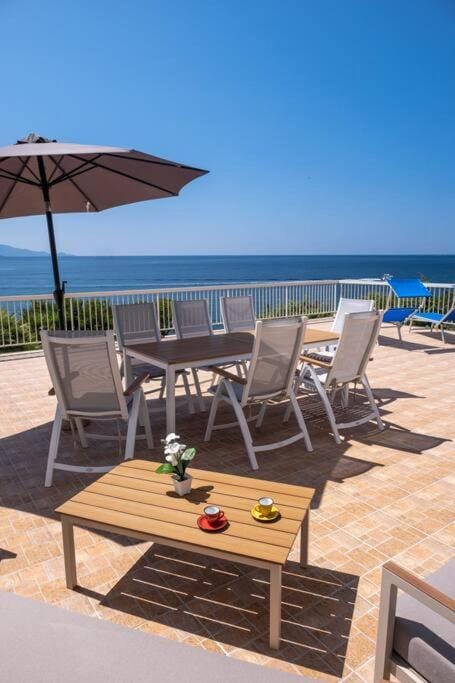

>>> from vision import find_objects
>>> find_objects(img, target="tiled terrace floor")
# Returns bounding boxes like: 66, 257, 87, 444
0, 323, 454, 681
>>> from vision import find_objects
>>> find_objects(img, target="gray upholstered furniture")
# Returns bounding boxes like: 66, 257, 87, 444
374, 559, 455, 682
0, 591, 315, 682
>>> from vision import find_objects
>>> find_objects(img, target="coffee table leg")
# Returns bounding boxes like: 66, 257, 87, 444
300, 510, 309, 567
166, 366, 176, 434
62, 517, 77, 589
269, 564, 282, 649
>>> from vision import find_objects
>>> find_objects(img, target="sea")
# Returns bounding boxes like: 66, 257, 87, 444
0, 254, 453, 297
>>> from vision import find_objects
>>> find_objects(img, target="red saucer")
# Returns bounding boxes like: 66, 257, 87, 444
197, 514, 229, 532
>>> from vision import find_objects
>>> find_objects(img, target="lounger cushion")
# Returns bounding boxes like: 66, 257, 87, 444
393, 558, 455, 683
412, 312, 445, 324
0, 591, 309, 682
383, 307, 416, 323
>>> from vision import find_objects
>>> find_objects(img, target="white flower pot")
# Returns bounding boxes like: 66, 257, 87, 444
172, 474, 192, 496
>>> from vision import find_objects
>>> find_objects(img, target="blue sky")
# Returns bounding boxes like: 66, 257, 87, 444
0, 0, 454, 255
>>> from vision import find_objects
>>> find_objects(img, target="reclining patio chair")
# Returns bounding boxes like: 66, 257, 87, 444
220, 295, 256, 333
383, 278, 432, 341
41, 330, 153, 487
220, 295, 256, 377
286, 310, 384, 444
171, 299, 213, 411
320, 297, 375, 354
374, 558, 455, 683
113, 302, 194, 413
204, 317, 313, 470
409, 304, 455, 343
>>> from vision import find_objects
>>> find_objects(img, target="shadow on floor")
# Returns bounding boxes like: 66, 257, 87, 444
76, 544, 357, 679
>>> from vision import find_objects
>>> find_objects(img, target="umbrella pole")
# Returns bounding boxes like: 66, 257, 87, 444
37, 157, 65, 329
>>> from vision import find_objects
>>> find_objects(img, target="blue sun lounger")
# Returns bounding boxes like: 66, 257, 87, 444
383, 278, 432, 341
409, 305, 455, 343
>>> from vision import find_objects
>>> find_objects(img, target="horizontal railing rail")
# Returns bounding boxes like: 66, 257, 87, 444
0, 278, 453, 351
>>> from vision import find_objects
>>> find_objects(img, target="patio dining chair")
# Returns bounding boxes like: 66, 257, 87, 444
113, 302, 194, 413
220, 295, 256, 377
204, 317, 313, 470
286, 310, 384, 444
220, 295, 256, 333
41, 330, 153, 487
321, 297, 375, 354
383, 278, 432, 341
409, 304, 455, 343
172, 299, 213, 410
331, 297, 374, 334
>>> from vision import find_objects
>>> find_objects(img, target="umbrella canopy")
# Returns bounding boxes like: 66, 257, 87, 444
0, 134, 208, 327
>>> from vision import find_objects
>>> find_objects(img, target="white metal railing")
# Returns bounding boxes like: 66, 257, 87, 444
0, 278, 453, 351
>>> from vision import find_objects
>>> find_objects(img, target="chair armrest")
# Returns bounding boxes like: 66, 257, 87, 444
383, 561, 455, 615
208, 366, 247, 385
124, 372, 150, 396
301, 354, 332, 369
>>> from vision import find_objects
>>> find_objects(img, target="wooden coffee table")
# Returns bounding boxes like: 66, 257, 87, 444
57, 460, 315, 649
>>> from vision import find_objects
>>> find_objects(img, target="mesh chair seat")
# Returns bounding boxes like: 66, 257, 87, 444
412, 311, 453, 324
383, 307, 417, 323
208, 380, 244, 401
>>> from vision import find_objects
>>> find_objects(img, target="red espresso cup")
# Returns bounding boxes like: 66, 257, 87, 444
203, 505, 224, 524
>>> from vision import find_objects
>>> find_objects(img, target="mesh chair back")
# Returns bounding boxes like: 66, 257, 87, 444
332, 298, 374, 333
113, 302, 161, 349
172, 300, 212, 338
244, 317, 306, 403
327, 311, 382, 385
221, 295, 256, 333
41, 330, 127, 419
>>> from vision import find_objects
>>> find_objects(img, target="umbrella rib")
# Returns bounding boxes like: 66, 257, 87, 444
22, 157, 41, 183
49, 155, 103, 187
49, 155, 100, 211
47, 155, 65, 183
69, 154, 178, 196
0, 171, 39, 187
0, 157, 30, 213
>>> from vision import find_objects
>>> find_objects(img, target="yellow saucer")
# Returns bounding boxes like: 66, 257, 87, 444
251, 504, 280, 522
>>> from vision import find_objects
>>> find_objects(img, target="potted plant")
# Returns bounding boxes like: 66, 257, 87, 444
155, 433, 196, 496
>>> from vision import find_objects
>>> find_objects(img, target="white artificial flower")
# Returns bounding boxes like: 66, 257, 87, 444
164, 442, 181, 455
165, 433, 179, 443
165, 453, 177, 466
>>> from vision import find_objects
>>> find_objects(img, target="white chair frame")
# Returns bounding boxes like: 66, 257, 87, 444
287, 311, 384, 443
204, 317, 313, 470
41, 331, 153, 487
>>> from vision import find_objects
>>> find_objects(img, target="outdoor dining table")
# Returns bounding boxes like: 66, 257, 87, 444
124, 327, 339, 434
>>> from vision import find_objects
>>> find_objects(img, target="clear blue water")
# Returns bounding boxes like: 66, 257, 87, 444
0, 255, 453, 296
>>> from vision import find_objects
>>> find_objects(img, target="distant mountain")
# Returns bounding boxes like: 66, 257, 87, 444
0, 244, 72, 257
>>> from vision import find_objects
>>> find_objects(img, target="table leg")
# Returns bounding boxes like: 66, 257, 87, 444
269, 564, 282, 649
62, 518, 77, 589
166, 366, 176, 434
300, 510, 309, 567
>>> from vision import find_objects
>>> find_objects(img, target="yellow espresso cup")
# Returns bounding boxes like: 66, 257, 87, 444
258, 497, 274, 515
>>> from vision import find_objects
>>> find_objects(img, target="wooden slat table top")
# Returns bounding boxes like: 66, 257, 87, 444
125, 331, 253, 365
124, 327, 339, 366
57, 460, 315, 566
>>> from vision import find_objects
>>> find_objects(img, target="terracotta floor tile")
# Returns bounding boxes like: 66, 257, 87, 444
0, 325, 454, 680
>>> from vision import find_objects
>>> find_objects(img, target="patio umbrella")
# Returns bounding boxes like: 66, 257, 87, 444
0, 133, 208, 328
